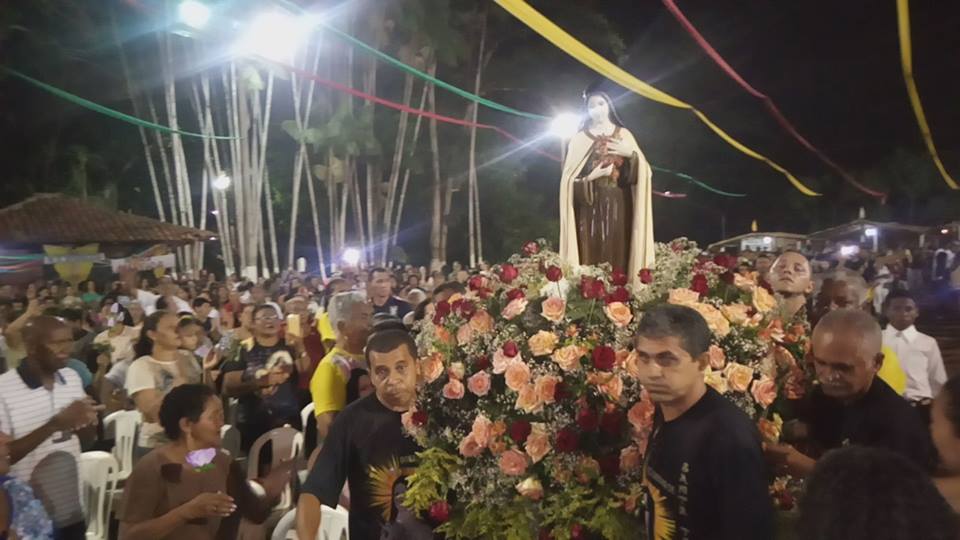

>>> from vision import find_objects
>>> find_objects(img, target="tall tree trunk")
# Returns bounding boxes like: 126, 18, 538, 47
427, 62, 444, 271
287, 44, 322, 269
382, 70, 414, 264
392, 80, 430, 247
159, 31, 194, 271
467, 13, 487, 267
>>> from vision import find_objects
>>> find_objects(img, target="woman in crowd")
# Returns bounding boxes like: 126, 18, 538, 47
0, 431, 53, 539
80, 280, 103, 307
127, 300, 146, 328
126, 312, 203, 453
118, 384, 290, 539
932, 375, 960, 512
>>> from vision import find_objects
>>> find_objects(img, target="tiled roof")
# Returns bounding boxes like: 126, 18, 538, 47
0, 194, 216, 245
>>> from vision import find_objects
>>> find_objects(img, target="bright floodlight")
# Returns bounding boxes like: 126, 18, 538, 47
236, 11, 312, 62
341, 248, 361, 267
864, 227, 878, 237
178, 1, 211, 30
762, 236, 773, 245
840, 245, 859, 257
212, 173, 231, 190
549, 113, 581, 138
942, 228, 951, 235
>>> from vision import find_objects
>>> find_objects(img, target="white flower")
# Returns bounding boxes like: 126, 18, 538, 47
539, 278, 570, 299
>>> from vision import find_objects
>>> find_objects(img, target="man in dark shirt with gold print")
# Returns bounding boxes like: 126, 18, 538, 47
634, 305, 773, 540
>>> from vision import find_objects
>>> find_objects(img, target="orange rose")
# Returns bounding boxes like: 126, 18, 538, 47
515, 477, 544, 501
589, 372, 624, 401
620, 445, 642, 473
751, 376, 777, 407
501, 298, 528, 320
527, 330, 559, 357
723, 363, 755, 393
515, 383, 543, 413
470, 414, 493, 447
469, 310, 495, 335
733, 273, 757, 291
534, 374, 560, 404
524, 424, 552, 463
552, 344, 586, 372
456, 323, 475, 345
541, 297, 567, 323
757, 417, 782, 443
708, 344, 726, 370
458, 434, 483, 457
498, 449, 528, 476
491, 421, 507, 437
604, 302, 634, 327
419, 353, 445, 383
720, 303, 751, 325
692, 303, 731, 337
505, 361, 532, 391
627, 392, 655, 433
752, 285, 777, 314
668, 288, 701, 306
772, 346, 797, 369
442, 379, 465, 400
488, 439, 507, 455
624, 350, 642, 379
435, 326, 454, 346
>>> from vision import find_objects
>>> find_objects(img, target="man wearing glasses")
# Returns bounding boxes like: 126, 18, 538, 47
222, 304, 306, 453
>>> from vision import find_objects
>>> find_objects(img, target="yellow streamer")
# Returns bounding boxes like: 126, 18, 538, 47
494, 0, 821, 197
896, 0, 959, 190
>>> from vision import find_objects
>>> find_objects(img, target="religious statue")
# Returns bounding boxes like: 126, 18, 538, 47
559, 89, 655, 287
769, 251, 814, 321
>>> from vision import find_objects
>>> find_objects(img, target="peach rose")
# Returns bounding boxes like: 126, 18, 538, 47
504, 361, 532, 391
442, 379, 465, 400
515, 383, 543, 413
492, 350, 516, 375
498, 449, 528, 476
467, 371, 492, 397
751, 376, 778, 408
501, 298, 528, 320
604, 301, 634, 327
469, 310, 495, 334
527, 330, 559, 357
448, 362, 466, 380
488, 439, 507, 455
668, 288, 701, 306
627, 392, 655, 433
589, 372, 624, 401
624, 350, 642, 379
524, 424, 552, 463
704, 367, 728, 394
752, 285, 777, 314
458, 434, 483, 457
419, 353, 445, 383
491, 421, 507, 438
692, 303, 731, 337
515, 477, 544, 501
757, 415, 783, 443
541, 297, 567, 323
552, 344, 585, 372
470, 414, 493, 447
784, 368, 806, 400
708, 344, 726, 370
534, 375, 560, 404
400, 410, 417, 435
720, 303, 751, 325
456, 323, 475, 345
723, 363, 755, 393
435, 327, 454, 346
620, 445, 642, 473
734, 273, 757, 291
772, 346, 797, 369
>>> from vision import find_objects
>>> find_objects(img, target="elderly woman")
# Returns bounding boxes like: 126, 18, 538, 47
118, 384, 290, 539
309, 291, 373, 440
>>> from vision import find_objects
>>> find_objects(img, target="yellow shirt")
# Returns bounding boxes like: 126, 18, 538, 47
310, 346, 365, 416
878, 345, 907, 395
316, 313, 336, 346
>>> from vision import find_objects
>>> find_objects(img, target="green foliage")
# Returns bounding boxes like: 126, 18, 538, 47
403, 447, 461, 513
438, 499, 538, 540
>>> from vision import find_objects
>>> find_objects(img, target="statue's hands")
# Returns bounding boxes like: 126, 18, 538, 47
605, 138, 634, 158
585, 163, 615, 181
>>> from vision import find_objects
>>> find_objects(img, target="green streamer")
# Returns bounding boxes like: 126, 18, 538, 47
652, 166, 747, 197
2, 68, 238, 140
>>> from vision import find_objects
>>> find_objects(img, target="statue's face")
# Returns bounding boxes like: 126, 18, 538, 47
770, 252, 813, 296
587, 95, 610, 124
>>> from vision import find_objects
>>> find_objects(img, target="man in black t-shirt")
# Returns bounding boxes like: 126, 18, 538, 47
368, 267, 412, 319
634, 305, 772, 540
765, 309, 932, 475
297, 329, 425, 540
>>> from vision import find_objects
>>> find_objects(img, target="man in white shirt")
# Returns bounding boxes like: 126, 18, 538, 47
882, 291, 946, 407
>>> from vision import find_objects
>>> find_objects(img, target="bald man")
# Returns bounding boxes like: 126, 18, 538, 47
765, 309, 931, 476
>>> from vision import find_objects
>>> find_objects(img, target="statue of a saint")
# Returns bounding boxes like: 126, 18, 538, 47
769, 251, 814, 321
559, 90, 654, 287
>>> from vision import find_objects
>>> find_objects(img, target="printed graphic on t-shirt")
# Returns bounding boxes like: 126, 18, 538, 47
368, 456, 417, 522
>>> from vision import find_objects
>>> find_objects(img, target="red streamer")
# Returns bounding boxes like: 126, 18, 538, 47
661, 0, 885, 200
276, 62, 685, 199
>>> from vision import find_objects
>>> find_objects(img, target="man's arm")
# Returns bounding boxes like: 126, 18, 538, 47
10, 398, 101, 463
928, 338, 947, 397
316, 412, 336, 441
296, 493, 323, 540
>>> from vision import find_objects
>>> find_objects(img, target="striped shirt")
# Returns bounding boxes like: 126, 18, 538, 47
0, 364, 84, 527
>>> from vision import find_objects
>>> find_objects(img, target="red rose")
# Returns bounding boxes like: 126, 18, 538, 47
598, 453, 620, 478
570, 524, 585, 540
499, 264, 519, 284
434, 300, 451, 324
468, 275, 485, 291
538, 529, 555, 540
556, 427, 579, 452
522, 241, 540, 256
611, 268, 628, 287
429, 500, 450, 523
502, 341, 519, 358
509, 420, 532, 444
690, 274, 709, 296
580, 276, 606, 300
545, 265, 563, 282
599, 410, 623, 436
592, 345, 616, 371
576, 408, 599, 431
473, 355, 491, 371
459, 301, 477, 318
554, 381, 571, 401
412, 410, 428, 427
506, 288, 526, 302
720, 271, 735, 285
713, 254, 736, 270
605, 287, 630, 305
638, 268, 654, 284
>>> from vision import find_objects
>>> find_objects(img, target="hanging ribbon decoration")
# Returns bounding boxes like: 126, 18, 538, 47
493, 0, 821, 197
660, 0, 885, 200
2, 68, 237, 140
651, 166, 747, 197
274, 61, 687, 198
895, 0, 959, 190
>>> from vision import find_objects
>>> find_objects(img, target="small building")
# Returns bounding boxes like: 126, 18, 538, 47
708, 232, 806, 253
806, 219, 927, 252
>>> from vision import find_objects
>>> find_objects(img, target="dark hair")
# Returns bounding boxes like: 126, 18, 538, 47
177, 315, 202, 330
368, 267, 392, 280
158, 384, 217, 440
346, 368, 370, 404
365, 329, 417, 367
61, 308, 83, 323
799, 446, 957, 540
134, 311, 174, 358
433, 281, 466, 297
882, 289, 916, 310
192, 297, 211, 309
155, 296, 170, 312
581, 89, 625, 129
252, 304, 278, 320
372, 314, 406, 333
635, 304, 712, 358
940, 376, 960, 438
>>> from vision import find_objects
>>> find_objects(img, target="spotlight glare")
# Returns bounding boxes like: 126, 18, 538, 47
235, 11, 313, 62
212, 173, 232, 190
178, 1, 211, 30
549, 112, 581, 138
341, 248, 361, 267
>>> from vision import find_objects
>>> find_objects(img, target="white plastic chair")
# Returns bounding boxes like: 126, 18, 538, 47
103, 410, 142, 481
319, 505, 349, 540
247, 426, 301, 511
300, 403, 315, 432
79, 451, 119, 540
221, 424, 242, 458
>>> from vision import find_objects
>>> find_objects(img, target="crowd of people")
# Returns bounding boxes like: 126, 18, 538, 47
0, 244, 956, 538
